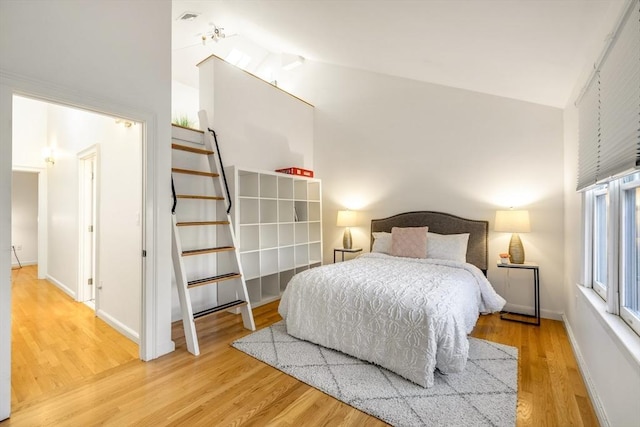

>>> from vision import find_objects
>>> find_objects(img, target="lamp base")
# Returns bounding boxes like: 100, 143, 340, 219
509, 233, 525, 264
343, 228, 352, 249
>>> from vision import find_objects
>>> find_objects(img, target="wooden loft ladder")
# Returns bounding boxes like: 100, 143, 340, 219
171, 111, 255, 356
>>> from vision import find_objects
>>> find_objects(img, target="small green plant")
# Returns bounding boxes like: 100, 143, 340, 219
172, 114, 195, 128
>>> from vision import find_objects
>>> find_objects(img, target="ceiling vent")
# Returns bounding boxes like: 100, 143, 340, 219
177, 12, 200, 21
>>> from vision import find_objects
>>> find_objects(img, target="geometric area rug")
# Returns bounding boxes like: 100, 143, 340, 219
232, 321, 518, 427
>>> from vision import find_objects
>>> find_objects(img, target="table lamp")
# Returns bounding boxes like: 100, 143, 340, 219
336, 210, 357, 249
495, 210, 530, 264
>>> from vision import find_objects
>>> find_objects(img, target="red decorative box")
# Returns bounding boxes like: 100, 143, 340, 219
275, 167, 314, 178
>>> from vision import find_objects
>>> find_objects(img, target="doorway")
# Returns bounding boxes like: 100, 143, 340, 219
11, 92, 144, 353
78, 146, 98, 309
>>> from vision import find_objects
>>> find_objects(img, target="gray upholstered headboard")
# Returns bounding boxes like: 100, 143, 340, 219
370, 211, 489, 274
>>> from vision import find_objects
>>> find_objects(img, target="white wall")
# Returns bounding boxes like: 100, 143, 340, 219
94, 120, 142, 340
292, 62, 565, 319
45, 102, 142, 339
172, 80, 199, 128
11, 172, 38, 266
199, 56, 314, 171
0, 0, 172, 418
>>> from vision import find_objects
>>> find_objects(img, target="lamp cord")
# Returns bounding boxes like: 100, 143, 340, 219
11, 245, 22, 269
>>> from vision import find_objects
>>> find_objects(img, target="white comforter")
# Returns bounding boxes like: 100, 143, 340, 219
278, 253, 506, 387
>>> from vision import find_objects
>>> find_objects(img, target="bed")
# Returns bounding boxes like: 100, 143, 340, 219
278, 211, 506, 387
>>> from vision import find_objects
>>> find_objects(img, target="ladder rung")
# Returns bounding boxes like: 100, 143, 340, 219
193, 300, 248, 319
172, 168, 219, 177
171, 123, 204, 133
172, 143, 214, 155
176, 221, 230, 226
188, 273, 242, 288
182, 246, 235, 256
176, 194, 225, 200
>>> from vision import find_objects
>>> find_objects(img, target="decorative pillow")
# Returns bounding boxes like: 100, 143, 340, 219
426, 232, 470, 263
371, 232, 392, 254
391, 227, 428, 259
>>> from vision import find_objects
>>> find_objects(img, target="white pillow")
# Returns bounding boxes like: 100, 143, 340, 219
371, 232, 392, 254
426, 232, 470, 263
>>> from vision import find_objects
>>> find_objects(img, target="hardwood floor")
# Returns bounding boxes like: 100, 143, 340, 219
6, 266, 599, 426
9, 266, 139, 407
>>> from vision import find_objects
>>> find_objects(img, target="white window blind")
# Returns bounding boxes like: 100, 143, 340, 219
599, 3, 640, 181
577, 76, 600, 190
577, 0, 640, 191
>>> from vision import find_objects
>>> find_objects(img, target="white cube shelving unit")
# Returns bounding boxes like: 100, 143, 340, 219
226, 166, 323, 308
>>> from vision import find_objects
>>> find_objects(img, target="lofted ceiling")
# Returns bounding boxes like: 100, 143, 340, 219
172, 0, 626, 108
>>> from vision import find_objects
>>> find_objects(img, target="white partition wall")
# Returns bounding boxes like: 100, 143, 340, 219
198, 54, 314, 172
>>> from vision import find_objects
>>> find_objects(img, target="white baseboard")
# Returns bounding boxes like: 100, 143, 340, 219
96, 309, 140, 344
503, 302, 563, 320
11, 261, 37, 268
562, 314, 609, 427
45, 275, 76, 299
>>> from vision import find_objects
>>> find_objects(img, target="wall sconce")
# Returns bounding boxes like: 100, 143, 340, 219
336, 210, 357, 249
495, 209, 531, 264
42, 147, 55, 166
115, 118, 133, 127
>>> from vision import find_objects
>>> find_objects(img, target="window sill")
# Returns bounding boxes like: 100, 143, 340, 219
577, 284, 640, 375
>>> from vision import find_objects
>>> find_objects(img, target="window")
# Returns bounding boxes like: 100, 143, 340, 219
593, 187, 608, 299
621, 174, 640, 336
584, 173, 640, 336
577, 1, 639, 337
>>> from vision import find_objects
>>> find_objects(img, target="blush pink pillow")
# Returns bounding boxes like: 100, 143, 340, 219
390, 226, 428, 259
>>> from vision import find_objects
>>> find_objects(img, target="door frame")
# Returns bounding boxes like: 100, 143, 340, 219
10, 166, 47, 279
1, 67, 174, 422
77, 145, 99, 307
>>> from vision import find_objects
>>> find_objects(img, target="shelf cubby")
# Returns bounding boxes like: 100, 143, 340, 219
294, 201, 308, 222
279, 200, 294, 222
308, 181, 321, 201
279, 246, 295, 271
295, 222, 308, 244
309, 222, 321, 243
260, 174, 278, 198
239, 172, 259, 197
246, 278, 262, 304
240, 225, 259, 252
308, 202, 321, 222
278, 223, 294, 246
260, 248, 279, 276
260, 224, 278, 249
278, 176, 294, 199
260, 199, 278, 223
309, 242, 322, 263
262, 274, 280, 299
295, 244, 309, 266
240, 252, 260, 279
294, 179, 308, 200
239, 198, 259, 224
280, 269, 295, 292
